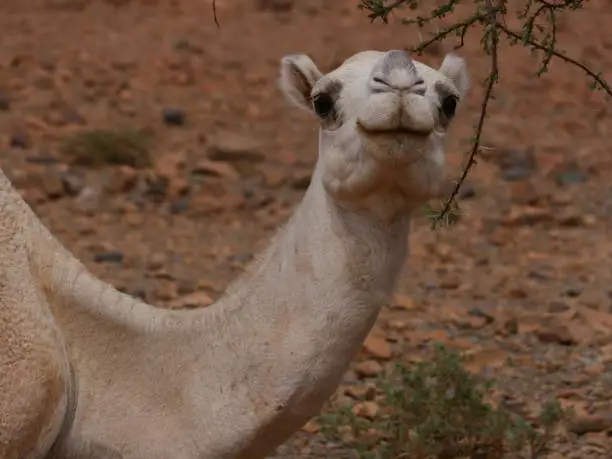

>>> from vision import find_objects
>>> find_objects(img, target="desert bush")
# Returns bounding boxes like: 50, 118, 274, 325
318, 344, 569, 459
60, 126, 152, 168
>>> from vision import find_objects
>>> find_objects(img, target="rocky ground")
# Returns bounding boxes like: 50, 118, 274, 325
1, 0, 611, 457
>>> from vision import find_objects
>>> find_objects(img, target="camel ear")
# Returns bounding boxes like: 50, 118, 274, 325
278, 54, 323, 114
439, 53, 470, 100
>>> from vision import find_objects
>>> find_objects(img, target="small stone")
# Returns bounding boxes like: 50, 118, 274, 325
229, 251, 253, 266
503, 206, 552, 226
509, 180, 540, 205
554, 206, 583, 227
173, 38, 203, 54
60, 107, 86, 125
25, 154, 58, 165
257, 0, 293, 11
162, 107, 186, 126
147, 252, 166, 271
39, 170, 65, 199
152, 270, 175, 281
75, 186, 101, 214
344, 385, 369, 399
245, 192, 273, 211
495, 147, 537, 181
355, 360, 383, 377
207, 132, 264, 163
390, 293, 418, 310
503, 318, 519, 335
177, 280, 197, 295
115, 165, 138, 192
154, 280, 179, 301
60, 172, 85, 196
601, 344, 612, 364
93, 251, 124, 263
352, 401, 379, 419
387, 319, 408, 331
407, 328, 449, 343
261, 165, 288, 188
536, 324, 576, 345
301, 420, 320, 434
582, 214, 597, 226
0, 93, 10, 111
291, 170, 312, 190
111, 55, 137, 71
169, 291, 214, 309
506, 286, 528, 299
363, 334, 392, 360
196, 279, 219, 293
170, 196, 191, 214
567, 414, 612, 435
458, 182, 476, 200
189, 194, 225, 215
468, 308, 495, 324
457, 315, 488, 330
439, 274, 460, 290
192, 159, 239, 180
10, 132, 30, 149
555, 163, 587, 186
583, 364, 605, 376
152, 150, 186, 188
564, 285, 583, 298
502, 165, 534, 181
463, 347, 508, 374
548, 301, 571, 313
21, 187, 46, 205
33, 74, 54, 90
434, 242, 453, 261
166, 176, 190, 200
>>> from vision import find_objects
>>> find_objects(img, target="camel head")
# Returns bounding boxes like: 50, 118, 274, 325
279, 49, 470, 218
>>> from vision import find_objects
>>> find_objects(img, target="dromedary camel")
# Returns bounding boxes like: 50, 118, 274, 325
0, 49, 469, 459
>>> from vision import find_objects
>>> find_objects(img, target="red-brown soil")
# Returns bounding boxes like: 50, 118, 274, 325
1, 0, 611, 457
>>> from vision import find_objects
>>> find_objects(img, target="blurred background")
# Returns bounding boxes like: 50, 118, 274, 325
0, 0, 610, 457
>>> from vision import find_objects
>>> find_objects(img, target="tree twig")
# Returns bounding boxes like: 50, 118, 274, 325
432, 0, 501, 229
212, 0, 220, 28
498, 23, 611, 97
360, 0, 610, 228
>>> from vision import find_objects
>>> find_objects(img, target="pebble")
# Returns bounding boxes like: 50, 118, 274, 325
363, 334, 392, 360
0, 93, 10, 111
93, 251, 125, 264
207, 132, 264, 163
355, 360, 383, 377
162, 107, 186, 126
10, 132, 30, 149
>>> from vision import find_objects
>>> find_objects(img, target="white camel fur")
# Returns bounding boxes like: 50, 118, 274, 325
0, 49, 469, 459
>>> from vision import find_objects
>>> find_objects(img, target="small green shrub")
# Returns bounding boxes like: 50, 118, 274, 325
319, 344, 568, 459
60, 127, 152, 168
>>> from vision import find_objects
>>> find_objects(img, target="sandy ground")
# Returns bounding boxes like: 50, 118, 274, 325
1, 0, 611, 457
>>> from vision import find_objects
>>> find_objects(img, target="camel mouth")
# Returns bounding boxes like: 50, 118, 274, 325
356, 120, 431, 138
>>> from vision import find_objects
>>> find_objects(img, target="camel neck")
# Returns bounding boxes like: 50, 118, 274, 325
186, 175, 411, 457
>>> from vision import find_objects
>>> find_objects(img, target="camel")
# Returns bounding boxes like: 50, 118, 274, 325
0, 49, 469, 459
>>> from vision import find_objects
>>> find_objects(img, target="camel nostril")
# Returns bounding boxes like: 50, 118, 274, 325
371, 72, 426, 94
372, 76, 390, 87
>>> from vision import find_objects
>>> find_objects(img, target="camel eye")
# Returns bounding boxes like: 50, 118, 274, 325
441, 95, 458, 119
312, 92, 334, 118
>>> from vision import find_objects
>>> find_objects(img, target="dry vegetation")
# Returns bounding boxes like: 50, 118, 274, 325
0, 0, 611, 457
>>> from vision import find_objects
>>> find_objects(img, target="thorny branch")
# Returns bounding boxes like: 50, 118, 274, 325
359, 0, 611, 228
212, 0, 220, 28
434, 0, 500, 228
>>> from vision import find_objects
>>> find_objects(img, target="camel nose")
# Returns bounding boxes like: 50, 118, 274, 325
370, 50, 424, 93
